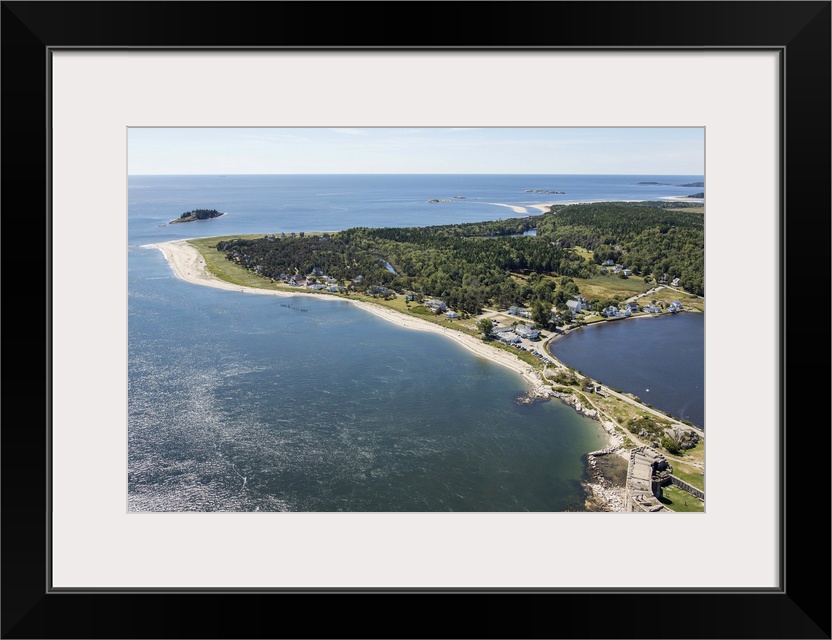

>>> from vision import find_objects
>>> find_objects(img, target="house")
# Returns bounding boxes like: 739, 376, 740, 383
603, 306, 620, 318
566, 299, 582, 315
514, 324, 540, 340
518, 310, 532, 319
311, 267, 324, 276
644, 303, 662, 314
671, 277, 681, 287
499, 333, 521, 344
445, 311, 459, 319
623, 269, 632, 276
326, 285, 341, 293
508, 306, 520, 316
405, 294, 416, 302
602, 259, 615, 267
353, 275, 364, 284
308, 284, 326, 291
425, 299, 447, 312
626, 302, 640, 313
613, 265, 623, 273
668, 300, 683, 312
622, 307, 632, 317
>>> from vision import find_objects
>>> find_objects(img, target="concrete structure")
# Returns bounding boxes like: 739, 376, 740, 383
625, 447, 672, 512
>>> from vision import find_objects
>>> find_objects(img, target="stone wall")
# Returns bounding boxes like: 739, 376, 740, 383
669, 475, 705, 500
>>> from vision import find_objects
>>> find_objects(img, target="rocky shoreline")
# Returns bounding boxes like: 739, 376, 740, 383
516, 385, 628, 512
583, 449, 629, 512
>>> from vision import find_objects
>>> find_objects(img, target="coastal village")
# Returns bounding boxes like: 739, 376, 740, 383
165, 235, 705, 514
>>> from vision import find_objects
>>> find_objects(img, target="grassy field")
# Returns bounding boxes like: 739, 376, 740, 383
659, 484, 704, 512
649, 287, 705, 312
573, 274, 651, 300
665, 206, 704, 214
571, 246, 595, 264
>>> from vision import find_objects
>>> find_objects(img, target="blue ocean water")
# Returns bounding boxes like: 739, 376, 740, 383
128, 174, 703, 512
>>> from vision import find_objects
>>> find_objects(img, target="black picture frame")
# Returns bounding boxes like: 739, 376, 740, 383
3, 2, 829, 638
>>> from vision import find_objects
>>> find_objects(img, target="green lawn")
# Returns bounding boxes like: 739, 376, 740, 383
669, 460, 705, 491
660, 485, 704, 512
573, 274, 651, 300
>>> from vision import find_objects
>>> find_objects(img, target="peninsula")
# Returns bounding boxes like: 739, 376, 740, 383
148, 201, 705, 512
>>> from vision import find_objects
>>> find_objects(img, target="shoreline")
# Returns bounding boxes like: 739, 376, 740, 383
146, 239, 551, 393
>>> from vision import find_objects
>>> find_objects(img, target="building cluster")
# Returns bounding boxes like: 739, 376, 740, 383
600, 260, 633, 276
599, 299, 683, 318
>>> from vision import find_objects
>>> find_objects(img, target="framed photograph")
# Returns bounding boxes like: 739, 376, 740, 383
4, 1, 829, 638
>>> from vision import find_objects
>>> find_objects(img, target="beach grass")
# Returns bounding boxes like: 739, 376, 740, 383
188, 236, 286, 290
659, 485, 705, 512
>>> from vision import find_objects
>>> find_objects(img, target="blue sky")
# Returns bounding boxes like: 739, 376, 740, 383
128, 127, 704, 175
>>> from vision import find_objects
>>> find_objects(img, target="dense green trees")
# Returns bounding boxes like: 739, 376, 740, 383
214, 201, 705, 311
536, 203, 704, 295
171, 209, 224, 223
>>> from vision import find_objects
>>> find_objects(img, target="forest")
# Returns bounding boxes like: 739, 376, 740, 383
214, 201, 704, 315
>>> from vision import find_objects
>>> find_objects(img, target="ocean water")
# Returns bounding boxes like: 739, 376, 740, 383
127, 174, 703, 512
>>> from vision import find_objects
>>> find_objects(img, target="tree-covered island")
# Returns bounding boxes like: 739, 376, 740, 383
170, 208, 225, 224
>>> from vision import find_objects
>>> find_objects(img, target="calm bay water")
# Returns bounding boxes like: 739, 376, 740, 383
128, 174, 703, 511
548, 313, 705, 429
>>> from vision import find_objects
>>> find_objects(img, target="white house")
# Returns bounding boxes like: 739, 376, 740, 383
566, 299, 582, 315
445, 311, 459, 319
514, 324, 540, 340
426, 299, 447, 312
671, 277, 681, 287
623, 269, 632, 276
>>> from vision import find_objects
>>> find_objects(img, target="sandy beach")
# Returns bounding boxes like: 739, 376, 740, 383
147, 240, 548, 390
482, 202, 554, 214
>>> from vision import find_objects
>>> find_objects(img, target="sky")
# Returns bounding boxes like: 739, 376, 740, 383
127, 127, 704, 176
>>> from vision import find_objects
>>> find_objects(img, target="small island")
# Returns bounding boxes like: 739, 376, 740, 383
170, 208, 225, 224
